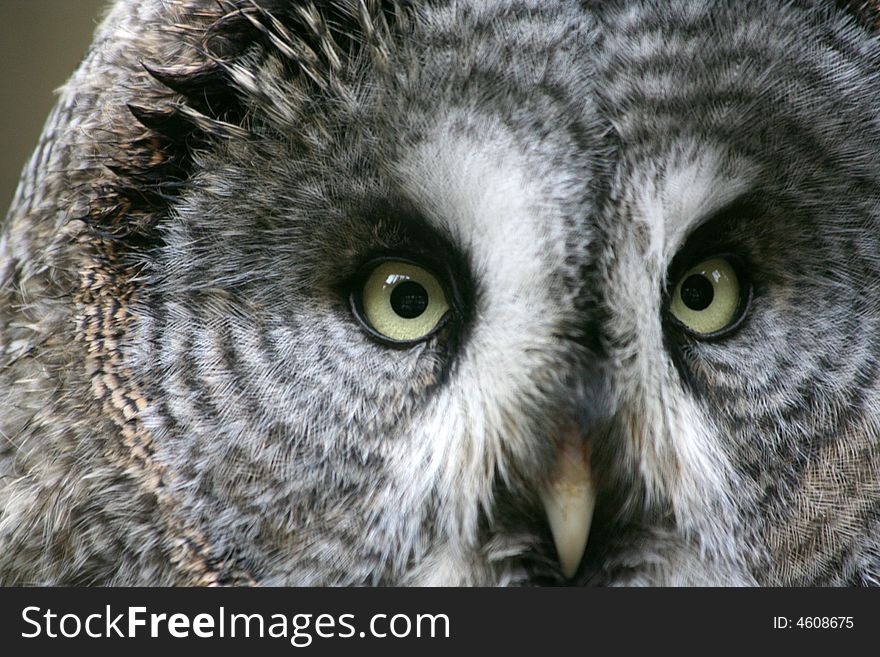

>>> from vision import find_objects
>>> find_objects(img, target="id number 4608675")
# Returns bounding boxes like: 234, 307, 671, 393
773, 617, 854, 629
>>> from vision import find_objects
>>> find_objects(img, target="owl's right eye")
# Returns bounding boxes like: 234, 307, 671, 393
351, 259, 451, 345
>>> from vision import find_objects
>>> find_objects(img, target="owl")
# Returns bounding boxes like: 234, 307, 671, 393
1, 0, 880, 587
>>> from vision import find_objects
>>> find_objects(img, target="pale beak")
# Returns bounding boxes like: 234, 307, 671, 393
540, 437, 595, 579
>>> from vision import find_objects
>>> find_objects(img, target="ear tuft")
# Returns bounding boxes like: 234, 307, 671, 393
834, 0, 880, 30
94, 1, 415, 244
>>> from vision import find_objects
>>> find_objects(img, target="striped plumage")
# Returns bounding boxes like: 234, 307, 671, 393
1, 0, 879, 585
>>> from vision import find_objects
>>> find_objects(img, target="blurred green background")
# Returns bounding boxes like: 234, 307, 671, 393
1, 0, 106, 214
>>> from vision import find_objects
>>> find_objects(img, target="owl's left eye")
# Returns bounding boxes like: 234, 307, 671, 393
667, 256, 750, 338
351, 259, 451, 345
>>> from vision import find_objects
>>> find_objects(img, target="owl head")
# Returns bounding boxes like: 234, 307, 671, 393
2, 0, 880, 586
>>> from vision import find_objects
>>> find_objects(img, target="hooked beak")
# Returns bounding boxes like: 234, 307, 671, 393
540, 434, 595, 579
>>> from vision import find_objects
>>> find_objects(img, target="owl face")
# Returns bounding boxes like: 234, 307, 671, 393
109, 0, 880, 586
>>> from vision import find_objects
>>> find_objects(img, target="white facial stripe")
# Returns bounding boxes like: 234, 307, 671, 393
383, 117, 583, 542
611, 144, 754, 560
624, 143, 755, 263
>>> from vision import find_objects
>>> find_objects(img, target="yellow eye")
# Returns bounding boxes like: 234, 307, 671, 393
359, 261, 450, 343
669, 257, 744, 336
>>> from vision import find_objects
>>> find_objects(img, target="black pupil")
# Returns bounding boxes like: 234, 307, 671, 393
680, 274, 714, 311
390, 280, 430, 318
